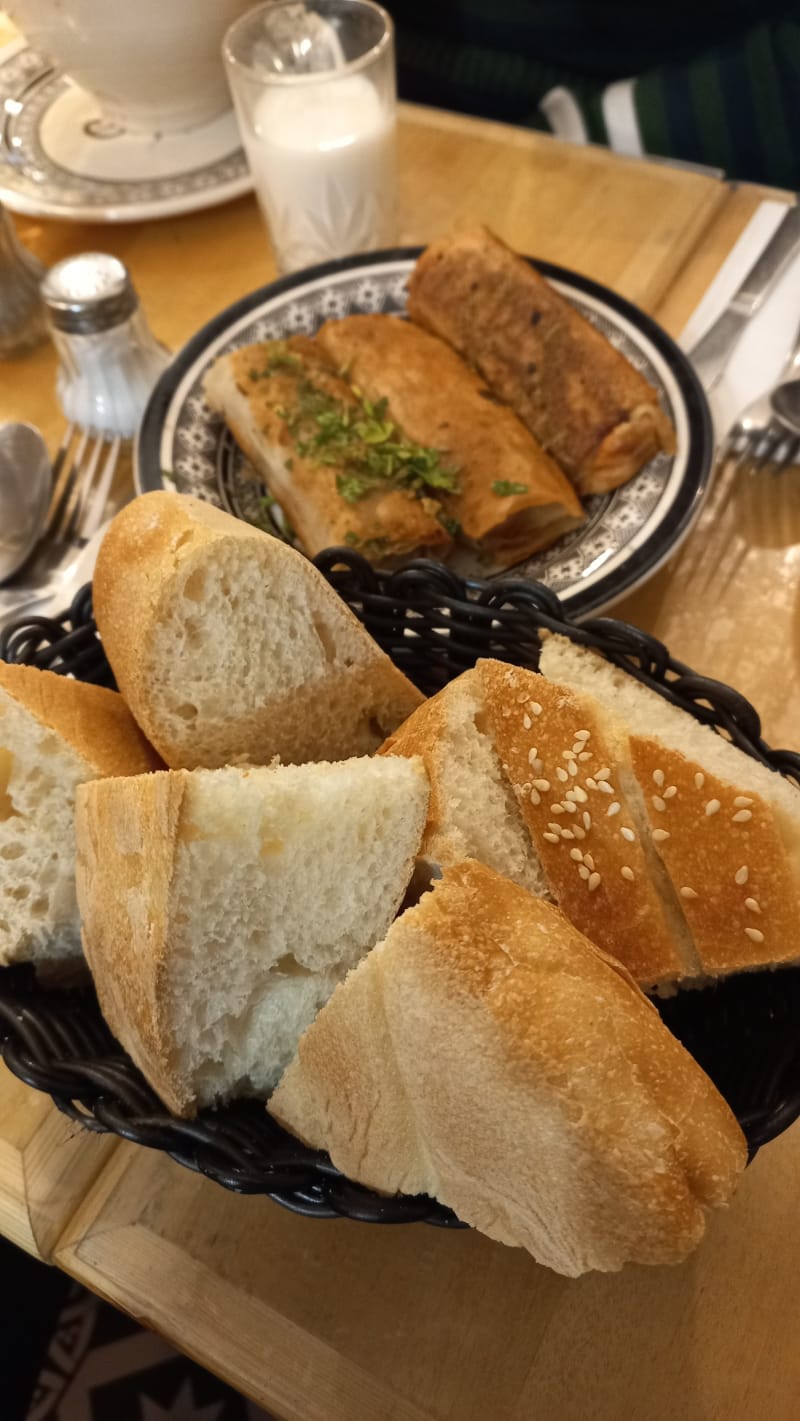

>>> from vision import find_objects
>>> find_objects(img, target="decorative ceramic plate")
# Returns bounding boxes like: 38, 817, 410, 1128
136, 249, 713, 619
0, 39, 252, 223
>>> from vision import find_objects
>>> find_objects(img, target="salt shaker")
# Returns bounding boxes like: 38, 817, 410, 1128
0, 202, 48, 358
40, 253, 171, 438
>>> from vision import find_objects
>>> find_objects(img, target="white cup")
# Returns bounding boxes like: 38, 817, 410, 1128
9, 0, 255, 133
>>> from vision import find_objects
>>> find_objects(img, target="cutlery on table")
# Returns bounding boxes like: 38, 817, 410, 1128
720, 316, 800, 476
0, 423, 52, 584
0, 424, 121, 627
689, 203, 800, 394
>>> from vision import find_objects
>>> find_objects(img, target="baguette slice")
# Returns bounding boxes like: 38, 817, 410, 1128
0, 662, 159, 966
270, 861, 746, 1277
75, 755, 429, 1117
539, 635, 800, 976
316, 314, 584, 566
407, 224, 675, 495
379, 667, 550, 897
476, 658, 697, 985
92, 491, 424, 770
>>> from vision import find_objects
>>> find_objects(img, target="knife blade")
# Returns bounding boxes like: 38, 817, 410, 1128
688, 202, 800, 393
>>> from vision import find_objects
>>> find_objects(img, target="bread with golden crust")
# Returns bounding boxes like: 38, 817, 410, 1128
75, 755, 429, 1116
92, 491, 424, 770
0, 662, 159, 965
269, 861, 746, 1276
407, 224, 675, 496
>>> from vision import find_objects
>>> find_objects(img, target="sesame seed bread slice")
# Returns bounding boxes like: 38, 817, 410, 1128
0, 662, 159, 966
539, 635, 800, 976
92, 491, 424, 771
270, 861, 746, 1277
379, 667, 550, 897
75, 755, 429, 1117
476, 658, 697, 984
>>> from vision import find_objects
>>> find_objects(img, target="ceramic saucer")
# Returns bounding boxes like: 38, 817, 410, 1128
0, 39, 253, 223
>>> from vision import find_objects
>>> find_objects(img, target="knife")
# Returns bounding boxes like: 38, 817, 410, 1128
688, 203, 800, 393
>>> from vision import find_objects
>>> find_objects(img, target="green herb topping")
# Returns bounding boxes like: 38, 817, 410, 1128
248, 342, 303, 380
492, 480, 529, 497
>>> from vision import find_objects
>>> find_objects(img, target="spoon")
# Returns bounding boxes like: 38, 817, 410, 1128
770, 378, 800, 438
0, 422, 52, 584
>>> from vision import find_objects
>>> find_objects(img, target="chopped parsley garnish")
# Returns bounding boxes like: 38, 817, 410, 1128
248, 342, 303, 380
273, 364, 459, 507
344, 530, 361, 545
492, 480, 529, 497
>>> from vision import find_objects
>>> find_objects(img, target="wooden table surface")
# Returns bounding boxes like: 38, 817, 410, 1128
2, 57, 800, 1419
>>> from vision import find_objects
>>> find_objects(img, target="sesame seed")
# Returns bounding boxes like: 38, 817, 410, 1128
532, 758, 544, 774
562, 749, 577, 761
585, 777, 598, 790
620, 827, 636, 842
550, 804, 565, 815
584, 853, 595, 871
705, 799, 721, 816
583, 812, 592, 830
732, 809, 753, 823
578, 751, 592, 762
556, 767, 569, 782
735, 866, 749, 885
532, 779, 550, 792
597, 781, 613, 796
652, 828, 670, 842
694, 772, 705, 790
527, 748, 539, 766
561, 829, 575, 840
744, 898, 761, 914
531, 702, 542, 716
564, 788, 577, 802
574, 730, 590, 742
621, 866, 635, 882
652, 795, 666, 812
595, 768, 611, 782
663, 786, 677, 799
530, 789, 541, 806
588, 872, 601, 892
734, 796, 753, 808
578, 865, 590, 880
523, 714, 531, 730
568, 761, 578, 777
570, 848, 584, 862
653, 770, 665, 787
571, 742, 585, 756
745, 927, 765, 943
573, 825, 586, 840
680, 886, 698, 900
606, 801, 621, 817
572, 785, 588, 803
543, 832, 559, 844
547, 822, 561, 833
563, 801, 577, 814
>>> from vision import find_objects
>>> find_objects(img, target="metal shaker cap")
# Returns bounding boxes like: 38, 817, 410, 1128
41, 252, 138, 334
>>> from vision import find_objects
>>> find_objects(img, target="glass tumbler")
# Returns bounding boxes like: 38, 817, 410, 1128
223, 0, 396, 273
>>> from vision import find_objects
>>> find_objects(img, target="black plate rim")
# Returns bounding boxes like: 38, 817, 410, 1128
136, 246, 714, 620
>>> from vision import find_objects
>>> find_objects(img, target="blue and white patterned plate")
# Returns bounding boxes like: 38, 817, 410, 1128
0, 39, 251, 223
136, 249, 713, 619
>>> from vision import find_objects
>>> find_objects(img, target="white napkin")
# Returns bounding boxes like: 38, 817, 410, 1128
679, 200, 800, 439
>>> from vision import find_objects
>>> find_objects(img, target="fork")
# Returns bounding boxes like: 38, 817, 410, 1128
0, 424, 121, 626
720, 317, 800, 475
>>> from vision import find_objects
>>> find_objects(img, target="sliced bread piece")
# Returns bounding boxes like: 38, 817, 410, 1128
269, 861, 746, 1277
539, 635, 800, 976
476, 658, 697, 985
92, 491, 424, 770
0, 662, 159, 966
379, 667, 550, 897
75, 754, 429, 1116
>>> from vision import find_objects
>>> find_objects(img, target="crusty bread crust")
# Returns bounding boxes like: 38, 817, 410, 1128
92, 491, 424, 769
270, 861, 746, 1276
0, 662, 159, 776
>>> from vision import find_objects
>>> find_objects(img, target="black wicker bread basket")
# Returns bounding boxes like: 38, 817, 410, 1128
2, 551, 800, 1227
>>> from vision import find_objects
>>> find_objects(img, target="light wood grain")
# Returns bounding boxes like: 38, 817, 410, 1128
0, 1062, 116, 1260
55, 1127, 800, 1421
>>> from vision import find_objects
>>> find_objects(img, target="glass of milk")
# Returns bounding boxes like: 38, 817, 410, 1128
223, 0, 396, 273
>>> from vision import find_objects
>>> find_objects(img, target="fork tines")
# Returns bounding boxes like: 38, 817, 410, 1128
44, 425, 122, 546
